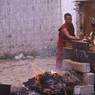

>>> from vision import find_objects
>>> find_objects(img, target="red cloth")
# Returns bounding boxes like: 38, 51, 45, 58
56, 23, 75, 66
57, 23, 75, 48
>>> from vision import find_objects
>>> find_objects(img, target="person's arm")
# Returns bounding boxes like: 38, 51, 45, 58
62, 27, 79, 40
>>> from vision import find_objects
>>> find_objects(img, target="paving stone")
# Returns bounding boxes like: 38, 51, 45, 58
0, 57, 55, 86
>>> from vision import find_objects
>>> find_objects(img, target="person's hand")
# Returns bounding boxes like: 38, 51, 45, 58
75, 36, 80, 40
79, 32, 84, 40
71, 36, 80, 42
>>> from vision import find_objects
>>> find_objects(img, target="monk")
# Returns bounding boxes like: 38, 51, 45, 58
56, 13, 79, 69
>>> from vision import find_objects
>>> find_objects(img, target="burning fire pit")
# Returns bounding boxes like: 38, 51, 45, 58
11, 71, 80, 95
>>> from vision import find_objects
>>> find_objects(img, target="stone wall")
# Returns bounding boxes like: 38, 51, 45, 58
0, 0, 62, 57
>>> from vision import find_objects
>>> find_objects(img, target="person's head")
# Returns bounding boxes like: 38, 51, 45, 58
64, 13, 72, 24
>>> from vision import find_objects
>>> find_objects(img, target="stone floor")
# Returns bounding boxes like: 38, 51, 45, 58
0, 56, 56, 87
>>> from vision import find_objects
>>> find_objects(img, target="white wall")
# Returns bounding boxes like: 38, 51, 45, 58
61, 0, 77, 34
0, 0, 62, 57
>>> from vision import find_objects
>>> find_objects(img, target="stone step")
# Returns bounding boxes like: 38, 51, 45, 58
83, 73, 95, 85
64, 59, 90, 73
74, 85, 94, 95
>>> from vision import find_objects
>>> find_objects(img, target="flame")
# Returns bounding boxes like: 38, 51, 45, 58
50, 70, 56, 74
35, 75, 40, 80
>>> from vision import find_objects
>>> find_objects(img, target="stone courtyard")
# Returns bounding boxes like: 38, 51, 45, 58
0, 56, 56, 87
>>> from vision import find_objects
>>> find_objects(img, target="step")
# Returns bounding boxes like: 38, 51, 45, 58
64, 59, 90, 73
74, 85, 94, 95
